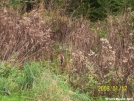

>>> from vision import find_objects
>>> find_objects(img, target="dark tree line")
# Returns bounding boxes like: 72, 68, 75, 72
10, 0, 134, 21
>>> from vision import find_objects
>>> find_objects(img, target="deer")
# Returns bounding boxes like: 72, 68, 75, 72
57, 50, 65, 66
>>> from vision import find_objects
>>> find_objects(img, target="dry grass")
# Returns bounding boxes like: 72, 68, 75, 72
54, 12, 134, 97
0, 8, 53, 64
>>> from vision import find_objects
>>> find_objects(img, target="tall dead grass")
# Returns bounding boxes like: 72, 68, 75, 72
0, 8, 53, 64
64, 12, 134, 97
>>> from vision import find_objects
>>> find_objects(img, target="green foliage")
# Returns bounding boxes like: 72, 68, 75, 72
0, 93, 27, 101
6, 0, 134, 21
0, 62, 11, 78
11, 0, 38, 14
66, 0, 134, 21
98, 29, 107, 38
71, 92, 91, 101
90, 0, 134, 21
0, 62, 20, 95
0, 61, 93, 101
21, 62, 40, 89
66, 0, 90, 18
90, 97, 106, 101
87, 75, 98, 89
11, 0, 22, 10
0, 77, 10, 95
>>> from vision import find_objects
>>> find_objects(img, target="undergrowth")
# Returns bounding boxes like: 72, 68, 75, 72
0, 2, 134, 100
0, 61, 92, 101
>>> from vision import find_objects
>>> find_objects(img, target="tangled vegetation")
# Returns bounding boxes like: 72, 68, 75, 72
0, 0, 134, 101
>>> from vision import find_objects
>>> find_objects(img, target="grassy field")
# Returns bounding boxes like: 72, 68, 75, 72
0, 61, 96, 101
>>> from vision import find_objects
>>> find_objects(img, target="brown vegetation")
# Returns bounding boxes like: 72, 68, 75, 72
0, 7, 133, 98
67, 15, 134, 97
0, 8, 53, 64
